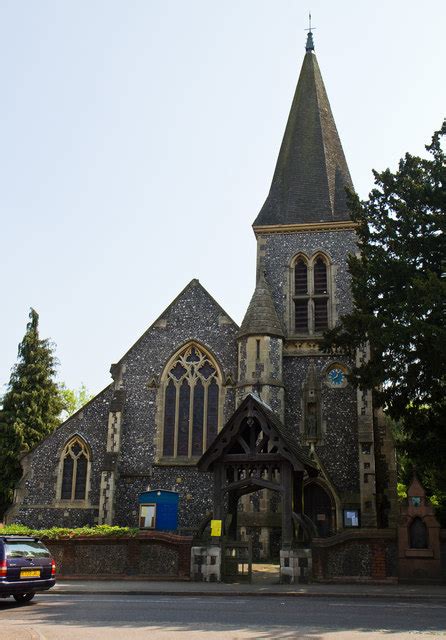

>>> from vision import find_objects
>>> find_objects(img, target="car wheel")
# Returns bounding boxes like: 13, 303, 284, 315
13, 593, 35, 603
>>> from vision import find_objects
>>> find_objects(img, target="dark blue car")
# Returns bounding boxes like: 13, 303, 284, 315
0, 535, 56, 603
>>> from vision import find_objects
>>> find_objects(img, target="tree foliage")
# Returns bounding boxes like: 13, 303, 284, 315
0, 309, 64, 516
323, 122, 446, 517
59, 383, 93, 420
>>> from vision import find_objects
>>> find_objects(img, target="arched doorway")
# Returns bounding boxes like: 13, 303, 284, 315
304, 482, 335, 537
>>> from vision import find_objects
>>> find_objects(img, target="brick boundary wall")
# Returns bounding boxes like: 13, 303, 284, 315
44, 532, 192, 580
439, 529, 446, 583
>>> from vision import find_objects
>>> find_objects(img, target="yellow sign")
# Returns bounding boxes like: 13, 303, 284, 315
210, 519, 222, 537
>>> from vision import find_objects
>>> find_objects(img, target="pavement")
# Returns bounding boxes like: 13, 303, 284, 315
51, 579, 446, 600
49, 562, 446, 600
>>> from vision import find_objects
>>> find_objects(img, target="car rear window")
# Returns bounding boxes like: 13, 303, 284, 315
5, 541, 50, 559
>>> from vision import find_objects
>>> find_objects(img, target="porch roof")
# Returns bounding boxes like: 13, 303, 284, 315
197, 393, 318, 475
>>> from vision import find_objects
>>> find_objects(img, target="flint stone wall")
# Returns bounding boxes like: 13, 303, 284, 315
45, 532, 192, 579
283, 355, 359, 495
10, 280, 238, 530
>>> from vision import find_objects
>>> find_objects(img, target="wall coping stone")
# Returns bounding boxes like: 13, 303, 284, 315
311, 528, 397, 549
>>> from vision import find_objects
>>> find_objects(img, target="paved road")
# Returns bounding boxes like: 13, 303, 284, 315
0, 593, 445, 639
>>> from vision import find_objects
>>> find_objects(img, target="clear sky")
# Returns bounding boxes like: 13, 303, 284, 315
1, 0, 445, 397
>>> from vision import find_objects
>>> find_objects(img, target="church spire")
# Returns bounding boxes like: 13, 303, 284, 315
253, 27, 353, 228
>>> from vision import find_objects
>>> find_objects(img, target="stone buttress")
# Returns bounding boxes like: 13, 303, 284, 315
98, 363, 126, 525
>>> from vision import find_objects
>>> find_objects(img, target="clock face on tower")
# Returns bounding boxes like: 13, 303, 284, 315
326, 365, 347, 388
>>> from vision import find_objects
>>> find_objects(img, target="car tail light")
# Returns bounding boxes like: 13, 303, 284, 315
51, 559, 56, 576
0, 560, 6, 577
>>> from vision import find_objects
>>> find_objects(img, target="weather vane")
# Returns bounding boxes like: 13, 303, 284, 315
305, 12, 315, 51
305, 12, 316, 34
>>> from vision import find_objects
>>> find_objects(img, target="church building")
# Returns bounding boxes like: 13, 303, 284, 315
9, 30, 398, 558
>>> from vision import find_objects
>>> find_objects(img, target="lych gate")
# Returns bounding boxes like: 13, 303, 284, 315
196, 394, 319, 583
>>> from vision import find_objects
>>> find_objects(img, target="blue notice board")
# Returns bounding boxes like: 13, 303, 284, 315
138, 490, 179, 531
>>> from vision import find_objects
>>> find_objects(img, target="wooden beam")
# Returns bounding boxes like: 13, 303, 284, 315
222, 454, 283, 463
225, 477, 282, 494
281, 463, 293, 548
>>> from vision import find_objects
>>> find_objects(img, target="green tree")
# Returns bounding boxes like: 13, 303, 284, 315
323, 122, 446, 519
0, 309, 64, 517
59, 383, 93, 420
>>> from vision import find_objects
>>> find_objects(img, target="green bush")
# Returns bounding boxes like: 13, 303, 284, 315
0, 524, 140, 539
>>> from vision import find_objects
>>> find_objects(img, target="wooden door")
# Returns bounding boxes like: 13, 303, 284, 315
304, 483, 333, 537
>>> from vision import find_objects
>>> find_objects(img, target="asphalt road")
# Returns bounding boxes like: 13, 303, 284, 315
0, 593, 445, 640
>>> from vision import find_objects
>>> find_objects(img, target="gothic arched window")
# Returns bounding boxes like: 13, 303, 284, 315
161, 344, 222, 460
409, 517, 428, 549
59, 437, 90, 501
291, 253, 332, 335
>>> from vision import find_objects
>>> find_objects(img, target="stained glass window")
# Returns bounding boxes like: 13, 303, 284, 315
161, 344, 221, 459
162, 380, 176, 456
177, 380, 190, 456
60, 438, 89, 501
61, 457, 74, 500
192, 380, 204, 456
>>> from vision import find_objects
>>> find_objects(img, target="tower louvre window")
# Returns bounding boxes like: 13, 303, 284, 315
314, 299, 328, 331
161, 344, 222, 459
294, 299, 309, 332
291, 253, 332, 335
294, 260, 308, 294
314, 258, 328, 294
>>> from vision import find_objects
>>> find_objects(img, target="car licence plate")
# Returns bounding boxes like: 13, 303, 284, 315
20, 569, 40, 579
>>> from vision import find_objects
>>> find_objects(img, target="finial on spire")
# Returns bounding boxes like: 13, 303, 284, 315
305, 12, 315, 52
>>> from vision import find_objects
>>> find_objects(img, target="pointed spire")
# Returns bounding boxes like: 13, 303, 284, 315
253, 29, 353, 228
238, 271, 284, 338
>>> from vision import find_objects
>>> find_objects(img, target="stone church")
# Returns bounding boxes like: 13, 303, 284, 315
9, 31, 398, 557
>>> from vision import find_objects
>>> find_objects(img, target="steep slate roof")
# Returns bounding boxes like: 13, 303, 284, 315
198, 393, 318, 475
253, 35, 353, 227
238, 271, 284, 338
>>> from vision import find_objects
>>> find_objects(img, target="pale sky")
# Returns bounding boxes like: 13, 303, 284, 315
1, 0, 445, 396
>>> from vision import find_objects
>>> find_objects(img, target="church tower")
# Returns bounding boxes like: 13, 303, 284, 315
249, 29, 387, 530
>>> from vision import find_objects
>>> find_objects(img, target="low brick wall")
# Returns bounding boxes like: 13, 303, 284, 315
312, 529, 398, 583
45, 532, 192, 579
441, 530, 446, 581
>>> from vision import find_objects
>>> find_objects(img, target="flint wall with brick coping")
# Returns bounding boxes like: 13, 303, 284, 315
311, 529, 398, 583
44, 532, 192, 579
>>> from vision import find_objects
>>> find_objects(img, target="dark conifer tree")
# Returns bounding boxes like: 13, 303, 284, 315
0, 309, 64, 517
323, 122, 446, 520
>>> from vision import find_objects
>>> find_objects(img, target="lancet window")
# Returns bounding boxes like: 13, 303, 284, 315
59, 437, 90, 501
161, 344, 222, 460
291, 253, 331, 335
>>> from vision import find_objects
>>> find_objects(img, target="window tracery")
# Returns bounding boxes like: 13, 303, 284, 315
161, 344, 222, 460
59, 437, 90, 501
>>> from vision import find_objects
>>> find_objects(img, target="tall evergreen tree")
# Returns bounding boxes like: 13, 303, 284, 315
0, 309, 64, 517
323, 122, 446, 519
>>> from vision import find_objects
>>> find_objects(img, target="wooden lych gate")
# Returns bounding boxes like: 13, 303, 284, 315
198, 394, 319, 556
